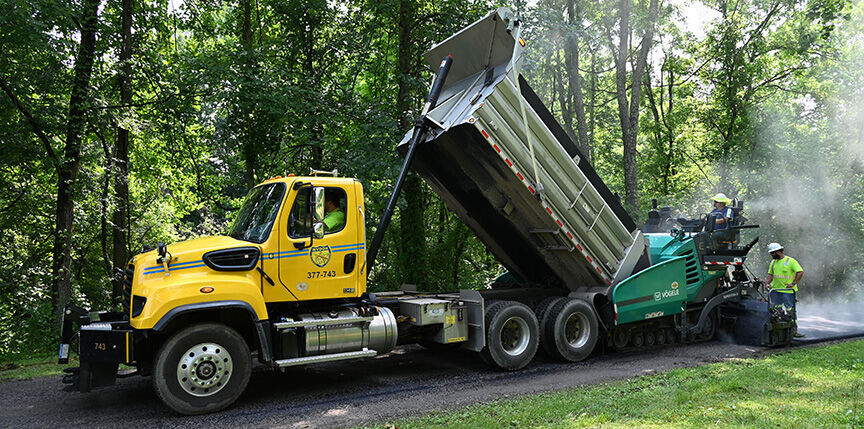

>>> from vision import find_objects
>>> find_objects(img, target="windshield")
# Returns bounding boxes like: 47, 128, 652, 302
228, 183, 286, 243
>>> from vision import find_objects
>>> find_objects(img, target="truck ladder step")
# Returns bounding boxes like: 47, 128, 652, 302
273, 316, 373, 329
275, 349, 377, 368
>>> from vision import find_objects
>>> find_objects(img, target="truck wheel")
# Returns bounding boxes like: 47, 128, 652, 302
534, 297, 563, 325
542, 298, 598, 362
534, 297, 563, 355
480, 301, 539, 371
153, 323, 252, 415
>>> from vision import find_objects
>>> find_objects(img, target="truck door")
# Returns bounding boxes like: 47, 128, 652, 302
276, 183, 362, 301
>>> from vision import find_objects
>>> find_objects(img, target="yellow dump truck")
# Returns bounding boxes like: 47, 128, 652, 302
59, 7, 787, 415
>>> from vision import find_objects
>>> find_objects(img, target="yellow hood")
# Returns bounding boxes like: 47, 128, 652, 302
134, 235, 255, 276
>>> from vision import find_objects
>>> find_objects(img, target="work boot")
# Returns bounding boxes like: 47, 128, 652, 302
793, 327, 804, 338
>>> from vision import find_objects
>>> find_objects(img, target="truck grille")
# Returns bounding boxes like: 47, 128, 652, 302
122, 264, 134, 316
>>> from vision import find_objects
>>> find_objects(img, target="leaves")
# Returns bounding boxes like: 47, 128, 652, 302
1, 0, 862, 359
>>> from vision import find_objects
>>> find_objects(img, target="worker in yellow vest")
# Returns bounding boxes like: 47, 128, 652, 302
762, 242, 804, 337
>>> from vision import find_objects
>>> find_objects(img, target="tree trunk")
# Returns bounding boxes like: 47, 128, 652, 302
555, 50, 575, 142
53, 0, 101, 323
565, 0, 590, 161
613, 0, 659, 216
644, 66, 669, 194
112, 0, 133, 301
395, 0, 425, 286
614, 0, 637, 215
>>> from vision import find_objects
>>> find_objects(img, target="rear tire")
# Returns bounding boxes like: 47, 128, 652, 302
153, 323, 251, 415
534, 297, 564, 355
541, 298, 598, 362
480, 301, 539, 371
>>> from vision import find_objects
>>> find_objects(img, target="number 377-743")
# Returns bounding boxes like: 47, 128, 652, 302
307, 270, 336, 279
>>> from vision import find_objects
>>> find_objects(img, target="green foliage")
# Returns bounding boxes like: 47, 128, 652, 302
0, 0, 862, 360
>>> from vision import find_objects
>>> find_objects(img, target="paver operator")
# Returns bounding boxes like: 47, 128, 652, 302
709, 193, 734, 229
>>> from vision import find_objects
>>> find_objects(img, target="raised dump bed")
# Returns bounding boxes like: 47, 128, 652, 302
400, 8, 648, 292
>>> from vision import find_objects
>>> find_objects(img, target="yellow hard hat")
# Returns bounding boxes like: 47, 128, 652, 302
711, 193, 731, 204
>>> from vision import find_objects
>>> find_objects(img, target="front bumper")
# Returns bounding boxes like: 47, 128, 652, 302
59, 304, 135, 392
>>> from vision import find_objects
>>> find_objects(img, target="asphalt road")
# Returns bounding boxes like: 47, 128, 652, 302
1, 313, 861, 429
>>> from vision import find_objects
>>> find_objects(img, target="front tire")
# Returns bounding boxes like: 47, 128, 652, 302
480, 301, 539, 371
153, 323, 252, 415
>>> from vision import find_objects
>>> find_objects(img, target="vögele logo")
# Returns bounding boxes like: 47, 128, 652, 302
654, 287, 681, 301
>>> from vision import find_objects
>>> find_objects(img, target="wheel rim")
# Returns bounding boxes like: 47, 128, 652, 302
176, 342, 233, 397
564, 312, 590, 349
500, 316, 530, 356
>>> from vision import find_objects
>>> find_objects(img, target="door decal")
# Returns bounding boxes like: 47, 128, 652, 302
310, 245, 332, 267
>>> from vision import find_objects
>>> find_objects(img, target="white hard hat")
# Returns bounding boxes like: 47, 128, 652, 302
711, 193, 731, 204
767, 242, 784, 253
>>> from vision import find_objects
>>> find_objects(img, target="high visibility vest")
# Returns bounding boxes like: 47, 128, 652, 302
769, 256, 803, 293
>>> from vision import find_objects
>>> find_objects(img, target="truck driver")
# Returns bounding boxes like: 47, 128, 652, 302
323, 188, 346, 232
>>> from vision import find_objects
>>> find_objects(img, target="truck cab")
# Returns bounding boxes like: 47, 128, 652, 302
122, 175, 367, 334
60, 174, 402, 414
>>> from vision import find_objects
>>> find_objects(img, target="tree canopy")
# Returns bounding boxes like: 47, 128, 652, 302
1, 0, 862, 358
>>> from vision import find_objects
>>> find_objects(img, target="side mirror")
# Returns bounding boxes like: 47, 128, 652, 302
312, 187, 325, 222
313, 222, 325, 239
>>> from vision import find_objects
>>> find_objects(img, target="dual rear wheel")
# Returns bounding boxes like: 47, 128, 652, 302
480, 298, 599, 370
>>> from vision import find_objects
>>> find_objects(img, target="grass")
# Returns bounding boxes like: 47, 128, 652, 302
0, 354, 78, 381
378, 340, 864, 428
